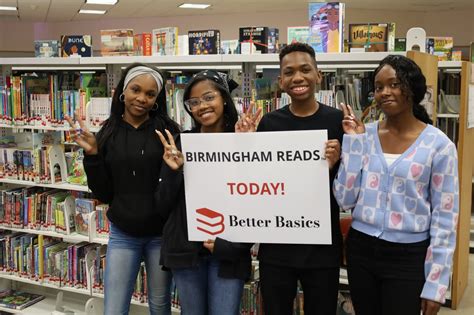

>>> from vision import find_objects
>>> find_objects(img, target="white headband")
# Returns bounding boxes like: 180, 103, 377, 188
123, 66, 163, 93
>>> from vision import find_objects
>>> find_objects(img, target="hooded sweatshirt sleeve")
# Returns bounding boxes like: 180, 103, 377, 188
83, 153, 114, 203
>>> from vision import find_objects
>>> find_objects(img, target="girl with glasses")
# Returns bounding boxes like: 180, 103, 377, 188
156, 70, 261, 315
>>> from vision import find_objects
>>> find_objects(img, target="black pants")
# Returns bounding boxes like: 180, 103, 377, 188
346, 228, 429, 315
259, 263, 339, 315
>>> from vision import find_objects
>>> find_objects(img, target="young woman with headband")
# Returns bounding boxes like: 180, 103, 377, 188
66, 63, 180, 315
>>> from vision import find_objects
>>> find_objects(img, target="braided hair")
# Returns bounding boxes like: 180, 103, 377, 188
374, 55, 432, 124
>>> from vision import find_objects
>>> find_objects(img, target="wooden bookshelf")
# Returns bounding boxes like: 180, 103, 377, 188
450, 61, 474, 309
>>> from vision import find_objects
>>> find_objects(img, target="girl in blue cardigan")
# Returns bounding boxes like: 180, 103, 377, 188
334, 55, 458, 315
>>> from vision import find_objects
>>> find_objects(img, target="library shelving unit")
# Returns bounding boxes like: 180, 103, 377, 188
451, 61, 474, 308
0, 51, 472, 312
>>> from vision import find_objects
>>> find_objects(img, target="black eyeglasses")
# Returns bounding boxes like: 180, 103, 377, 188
184, 92, 220, 111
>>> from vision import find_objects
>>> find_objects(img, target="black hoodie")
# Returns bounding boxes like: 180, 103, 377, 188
83, 118, 165, 236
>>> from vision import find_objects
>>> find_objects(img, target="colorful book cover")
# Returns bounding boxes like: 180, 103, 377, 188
100, 29, 134, 56
134, 33, 152, 56
74, 198, 96, 236
152, 27, 178, 56
239, 27, 279, 54
287, 26, 310, 45
451, 50, 462, 61
0, 289, 45, 310
427, 37, 453, 61
188, 29, 220, 55
308, 2, 345, 53
60, 35, 92, 57
348, 23, 395, 52
34, 40, 60, 58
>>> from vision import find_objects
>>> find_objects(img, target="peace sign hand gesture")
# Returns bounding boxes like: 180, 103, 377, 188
156, 129, 184, 171
340, 103, 365, 135
235, 101, 263, 133
65, 110, 98, 155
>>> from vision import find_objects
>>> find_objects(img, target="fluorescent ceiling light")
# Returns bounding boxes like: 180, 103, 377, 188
79, 9, 107, 14
0, 6, 17, 11
85, 0, 118, 4
178, 3, 211, 9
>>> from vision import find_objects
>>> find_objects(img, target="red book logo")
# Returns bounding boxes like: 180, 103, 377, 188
196, 208, 225, 235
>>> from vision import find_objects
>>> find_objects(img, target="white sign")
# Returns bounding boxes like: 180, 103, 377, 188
181, 130, 332, 244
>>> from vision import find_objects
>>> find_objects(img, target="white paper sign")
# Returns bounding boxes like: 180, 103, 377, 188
181, 130, 332, 244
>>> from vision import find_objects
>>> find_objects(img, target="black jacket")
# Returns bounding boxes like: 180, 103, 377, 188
157, 132, 252, 281
256, 103, 344, 268
83, 118, 166, 237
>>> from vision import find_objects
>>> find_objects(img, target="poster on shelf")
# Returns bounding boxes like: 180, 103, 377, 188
181, 131, 332, 244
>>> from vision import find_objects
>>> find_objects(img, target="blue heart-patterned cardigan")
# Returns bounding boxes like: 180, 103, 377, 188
333, 122, 459, 303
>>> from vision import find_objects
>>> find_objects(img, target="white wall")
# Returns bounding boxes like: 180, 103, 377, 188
0, 8, 472, 53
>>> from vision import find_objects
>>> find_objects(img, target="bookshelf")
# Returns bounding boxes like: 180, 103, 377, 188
0, 52, 471, 313
450, 61, 474, 308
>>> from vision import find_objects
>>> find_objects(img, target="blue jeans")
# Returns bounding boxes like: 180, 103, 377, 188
104, 223, 172, 315
172, 256, 244, 315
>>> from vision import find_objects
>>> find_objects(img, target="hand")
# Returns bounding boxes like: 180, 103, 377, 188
235, 101, 262, 133
421, 299, 441, 315
203, 239, 215, 253
340, 103, 365, 135
155, 129, 184, 171
325, 139, 341, 170
65, 110, 98, 155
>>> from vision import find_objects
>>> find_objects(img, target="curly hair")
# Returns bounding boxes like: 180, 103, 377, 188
374, 55, 432, 124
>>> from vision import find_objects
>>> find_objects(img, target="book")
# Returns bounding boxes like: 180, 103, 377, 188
394, 38, 407, 52
100, 29, 134, 56
239, 27, 279, 54
178, 35, 189, 56
134, 33, 152, 56
75, 198, 97, 236
188, 29, 220, 55
60, 35, 92, 57
220, 40, 239, 54
308, 2, 345, 53
0, 289, 45, 310
426, 37, 453, 61
34, 40, 60, 57
348, 23, 396, 52
65, 149, 87, 186
451, 50, 462, 61
152, 27, 178, 56
287, 26, 310, 45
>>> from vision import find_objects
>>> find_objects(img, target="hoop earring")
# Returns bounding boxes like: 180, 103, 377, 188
151, 103, 159, 111
119, 93, 125, 102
